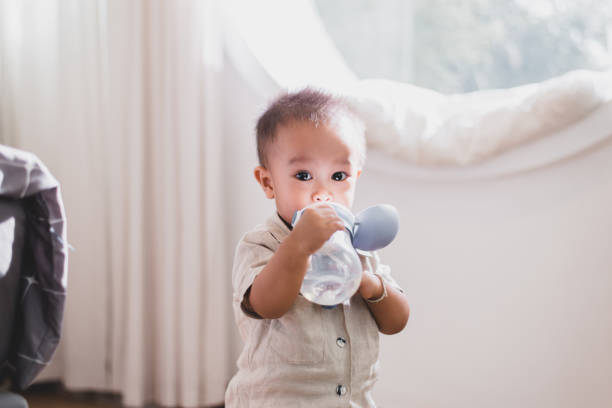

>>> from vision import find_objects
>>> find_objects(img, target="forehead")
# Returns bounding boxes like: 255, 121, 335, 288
271, 119, 361, 163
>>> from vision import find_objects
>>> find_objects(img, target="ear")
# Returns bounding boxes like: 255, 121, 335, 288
254, 166, 275, 199
356, 169, 362, 179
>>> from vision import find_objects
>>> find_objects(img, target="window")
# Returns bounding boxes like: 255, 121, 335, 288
314, 0, 612, 93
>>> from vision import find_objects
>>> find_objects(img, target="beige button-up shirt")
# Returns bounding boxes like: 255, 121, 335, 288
225, 214, 402, 408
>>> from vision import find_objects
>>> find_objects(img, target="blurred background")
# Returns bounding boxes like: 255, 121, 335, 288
315, 0, 612, 92
1, 0, 611, 407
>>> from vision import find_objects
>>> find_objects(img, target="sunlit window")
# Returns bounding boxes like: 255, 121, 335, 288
314, 0, 612, 93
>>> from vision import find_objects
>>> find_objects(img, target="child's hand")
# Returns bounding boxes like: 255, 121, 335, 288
290, 203, 345, 256
358, 271, 384, 301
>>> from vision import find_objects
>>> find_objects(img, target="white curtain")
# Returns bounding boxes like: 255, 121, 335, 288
0, 0, 231, 406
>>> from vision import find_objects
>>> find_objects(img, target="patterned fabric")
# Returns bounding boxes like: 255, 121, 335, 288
0, 145, 68, 391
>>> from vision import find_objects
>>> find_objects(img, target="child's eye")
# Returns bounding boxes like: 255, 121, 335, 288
295, 171, 312, 181
332, 171, 348, 181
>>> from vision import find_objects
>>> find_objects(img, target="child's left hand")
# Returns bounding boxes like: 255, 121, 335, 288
357, 266, 410, 335
358, 270, 384, 301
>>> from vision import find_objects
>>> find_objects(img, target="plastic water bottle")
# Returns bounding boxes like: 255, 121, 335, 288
293, 202, 399, 306
293, 204, 363, 306
300, 228, 362, 306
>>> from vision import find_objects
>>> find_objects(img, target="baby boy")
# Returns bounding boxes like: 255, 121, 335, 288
225, 89, 410, 407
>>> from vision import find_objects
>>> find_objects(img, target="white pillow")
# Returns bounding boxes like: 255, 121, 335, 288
345, 69, 612, 166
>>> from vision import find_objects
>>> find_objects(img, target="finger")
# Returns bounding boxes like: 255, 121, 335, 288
330, 219, 345, 231
304, 204, 334, 218
309, 202, 333, 211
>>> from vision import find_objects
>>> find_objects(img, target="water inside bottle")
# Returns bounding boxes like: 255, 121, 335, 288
300, 230, 362, 306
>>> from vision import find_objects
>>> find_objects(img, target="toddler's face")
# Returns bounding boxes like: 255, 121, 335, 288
255, 119, 363, 223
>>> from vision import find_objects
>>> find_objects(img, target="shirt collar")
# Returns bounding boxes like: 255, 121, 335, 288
277, 212, 293, 231
266, 212, 291, 244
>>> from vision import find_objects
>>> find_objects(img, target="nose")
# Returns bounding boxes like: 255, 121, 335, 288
312, 186, 332, 202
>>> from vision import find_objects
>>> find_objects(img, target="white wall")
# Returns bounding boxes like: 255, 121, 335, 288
362, 137, 612, 407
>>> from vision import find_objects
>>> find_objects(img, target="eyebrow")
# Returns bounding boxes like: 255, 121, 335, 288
287, 156, 352, 166
287, 156, 310, 165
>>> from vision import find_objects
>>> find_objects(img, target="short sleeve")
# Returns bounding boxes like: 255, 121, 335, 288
359, 250, 404, 294
232, 231, 277, 318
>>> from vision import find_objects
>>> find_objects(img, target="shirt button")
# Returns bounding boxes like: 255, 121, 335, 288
336, 384, 348, 396
336, 337, 347, 348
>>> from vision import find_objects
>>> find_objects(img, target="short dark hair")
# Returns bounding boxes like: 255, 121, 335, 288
255, 88, 365, 168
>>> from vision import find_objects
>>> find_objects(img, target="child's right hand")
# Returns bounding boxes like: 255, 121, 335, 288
290, 203, 345, 256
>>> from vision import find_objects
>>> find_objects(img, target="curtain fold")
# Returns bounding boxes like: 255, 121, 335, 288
0, 0, 231, 406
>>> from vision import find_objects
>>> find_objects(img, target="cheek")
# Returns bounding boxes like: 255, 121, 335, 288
333, 181, 356, 205
339, 179, 356, 193
278, 181, 311, 205
285, 180, 309, 196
